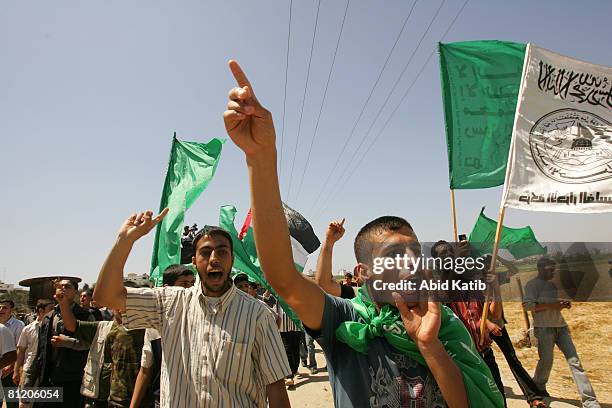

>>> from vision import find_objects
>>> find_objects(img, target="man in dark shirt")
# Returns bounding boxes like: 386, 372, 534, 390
35, 279, 95, 407
80, 290, 104, 321
222, 60, 503, 407
314, 219, 356, 300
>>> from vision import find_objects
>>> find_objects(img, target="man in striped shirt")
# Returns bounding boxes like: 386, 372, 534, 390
93, 212, 291, 407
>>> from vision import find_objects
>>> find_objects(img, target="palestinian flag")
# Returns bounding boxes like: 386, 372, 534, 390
282, 202, 321, 271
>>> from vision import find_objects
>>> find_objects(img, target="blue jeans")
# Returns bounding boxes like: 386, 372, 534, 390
299, 331, 317, 369
533, 326, 600, 408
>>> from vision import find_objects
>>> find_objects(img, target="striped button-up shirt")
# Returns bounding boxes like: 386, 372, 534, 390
124, 278, 290, 408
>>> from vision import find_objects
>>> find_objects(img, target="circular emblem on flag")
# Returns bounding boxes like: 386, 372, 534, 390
529, 108, 612, 184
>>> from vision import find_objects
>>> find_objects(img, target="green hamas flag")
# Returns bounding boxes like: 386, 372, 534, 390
150, 136, 224, 285
469, 207, 546, 259
219, 205, 302, 327
439, 40, 526, 189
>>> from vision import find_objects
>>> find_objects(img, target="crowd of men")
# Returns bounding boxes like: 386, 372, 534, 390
0, 60, 602, 408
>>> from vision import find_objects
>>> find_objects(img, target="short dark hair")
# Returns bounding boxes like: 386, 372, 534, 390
354, 216, 414, 264
59, 279, 79, 291
80, 289, 93, 298
0, 299, 15, 308
192, 226, 234, 254
431, 240, 452, 258
36, 300, 53, 312
233, 273, 250, 286
344, 272, 353, 279
537, 257, 556, 273
163, 264, 194, 286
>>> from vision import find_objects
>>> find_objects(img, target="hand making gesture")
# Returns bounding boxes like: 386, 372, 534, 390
117, 209, 169, 243
325, 218, 346, 244
223, 60, 276, 156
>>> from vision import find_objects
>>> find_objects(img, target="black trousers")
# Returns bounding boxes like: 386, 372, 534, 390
35, 381, 82, 408
491, 326, 548, 402
1, 375, 18, 408
281, 331, 302, 377
481, 347, 507, 408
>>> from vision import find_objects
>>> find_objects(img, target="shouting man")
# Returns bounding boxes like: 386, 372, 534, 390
93, 215, 291, 408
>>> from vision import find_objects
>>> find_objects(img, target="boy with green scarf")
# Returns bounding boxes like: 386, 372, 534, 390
222, 59, 504, 408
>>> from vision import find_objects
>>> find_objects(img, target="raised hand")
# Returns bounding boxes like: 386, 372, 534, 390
117, 209, 169, 243
325, 218, 346, 244
393, 293, 441, 346
223, 60, 276, 156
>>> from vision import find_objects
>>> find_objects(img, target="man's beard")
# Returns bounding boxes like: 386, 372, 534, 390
202, 276, 233, 295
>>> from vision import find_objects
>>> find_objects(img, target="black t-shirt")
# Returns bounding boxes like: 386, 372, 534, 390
339, 283, 356, 299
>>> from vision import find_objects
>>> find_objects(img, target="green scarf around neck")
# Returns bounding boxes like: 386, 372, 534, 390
335, 287, 504, 408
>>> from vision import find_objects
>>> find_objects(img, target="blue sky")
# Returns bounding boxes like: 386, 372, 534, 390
1, 0, 611, 286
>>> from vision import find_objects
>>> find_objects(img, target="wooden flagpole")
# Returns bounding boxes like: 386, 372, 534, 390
450, 189, 459, 243
479, 206, 506, 346
515, 275, 531, 333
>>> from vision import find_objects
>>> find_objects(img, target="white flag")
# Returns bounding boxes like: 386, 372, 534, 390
501, 44, 612, 213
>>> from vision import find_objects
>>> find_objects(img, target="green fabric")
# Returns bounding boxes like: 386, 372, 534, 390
219, 205, 302, 328
439, 40, 526, 189
469, 207, 547, 259
335, 287, 504, 408
150, 136, 224, 285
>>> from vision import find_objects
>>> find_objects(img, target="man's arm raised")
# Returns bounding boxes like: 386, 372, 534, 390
315, 219, 345, 297
223, 60, 325, 331
93, 209, 168, 310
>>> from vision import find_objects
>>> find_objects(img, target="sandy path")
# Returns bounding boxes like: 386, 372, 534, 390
288, 341, 610, 408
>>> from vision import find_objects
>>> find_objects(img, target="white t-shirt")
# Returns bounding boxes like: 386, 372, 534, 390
17, 320, 40, 372
0, 324, 17, 397
140, 328, 160, 369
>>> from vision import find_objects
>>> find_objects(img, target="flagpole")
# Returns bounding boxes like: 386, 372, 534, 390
479, 206, 506, 346
515, 275, 531, 334
450, 189, 459, 242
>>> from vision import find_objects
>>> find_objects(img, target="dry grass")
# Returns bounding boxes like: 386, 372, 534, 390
497, 302, 612, 404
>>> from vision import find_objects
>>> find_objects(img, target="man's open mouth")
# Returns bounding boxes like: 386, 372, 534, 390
208, 271, 223, 280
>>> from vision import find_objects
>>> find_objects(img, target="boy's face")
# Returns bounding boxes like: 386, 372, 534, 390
364, 226, 422, 305
174, 274, 196, 288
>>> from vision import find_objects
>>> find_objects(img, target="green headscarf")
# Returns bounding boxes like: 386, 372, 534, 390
335, 287, 504, 407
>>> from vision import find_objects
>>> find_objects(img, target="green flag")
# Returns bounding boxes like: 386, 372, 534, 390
150, 136, 224, 285
439, 40, 526, 189
469, 207, 546, 259
219, 205, 302, 327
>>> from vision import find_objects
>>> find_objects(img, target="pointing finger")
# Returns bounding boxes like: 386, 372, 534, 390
228, 60, 252, 90
152, 208, 170, 225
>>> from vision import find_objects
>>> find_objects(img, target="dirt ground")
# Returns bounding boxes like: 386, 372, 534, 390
287, 302, 611, 407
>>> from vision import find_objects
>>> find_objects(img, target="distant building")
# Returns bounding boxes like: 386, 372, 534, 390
0, 281, 15, 292
125, 272, 151, 287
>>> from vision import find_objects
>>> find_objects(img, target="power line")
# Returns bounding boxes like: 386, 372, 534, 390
311, 0, 446, 215
279, 0, 293, 192
308, 0, 419, 212
314, 0, 471, 221
294, 0, 351, 202
286, 0, 322, 203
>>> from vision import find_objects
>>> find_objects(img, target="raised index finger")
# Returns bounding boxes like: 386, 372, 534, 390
228, 60, 252, 89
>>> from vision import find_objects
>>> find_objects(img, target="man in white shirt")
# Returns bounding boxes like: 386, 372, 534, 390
523, 257, 601, 408
13, 300, 54, 408
0, 324, 17, 406
94, 214, 291, 407
0, 299, 25, 408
